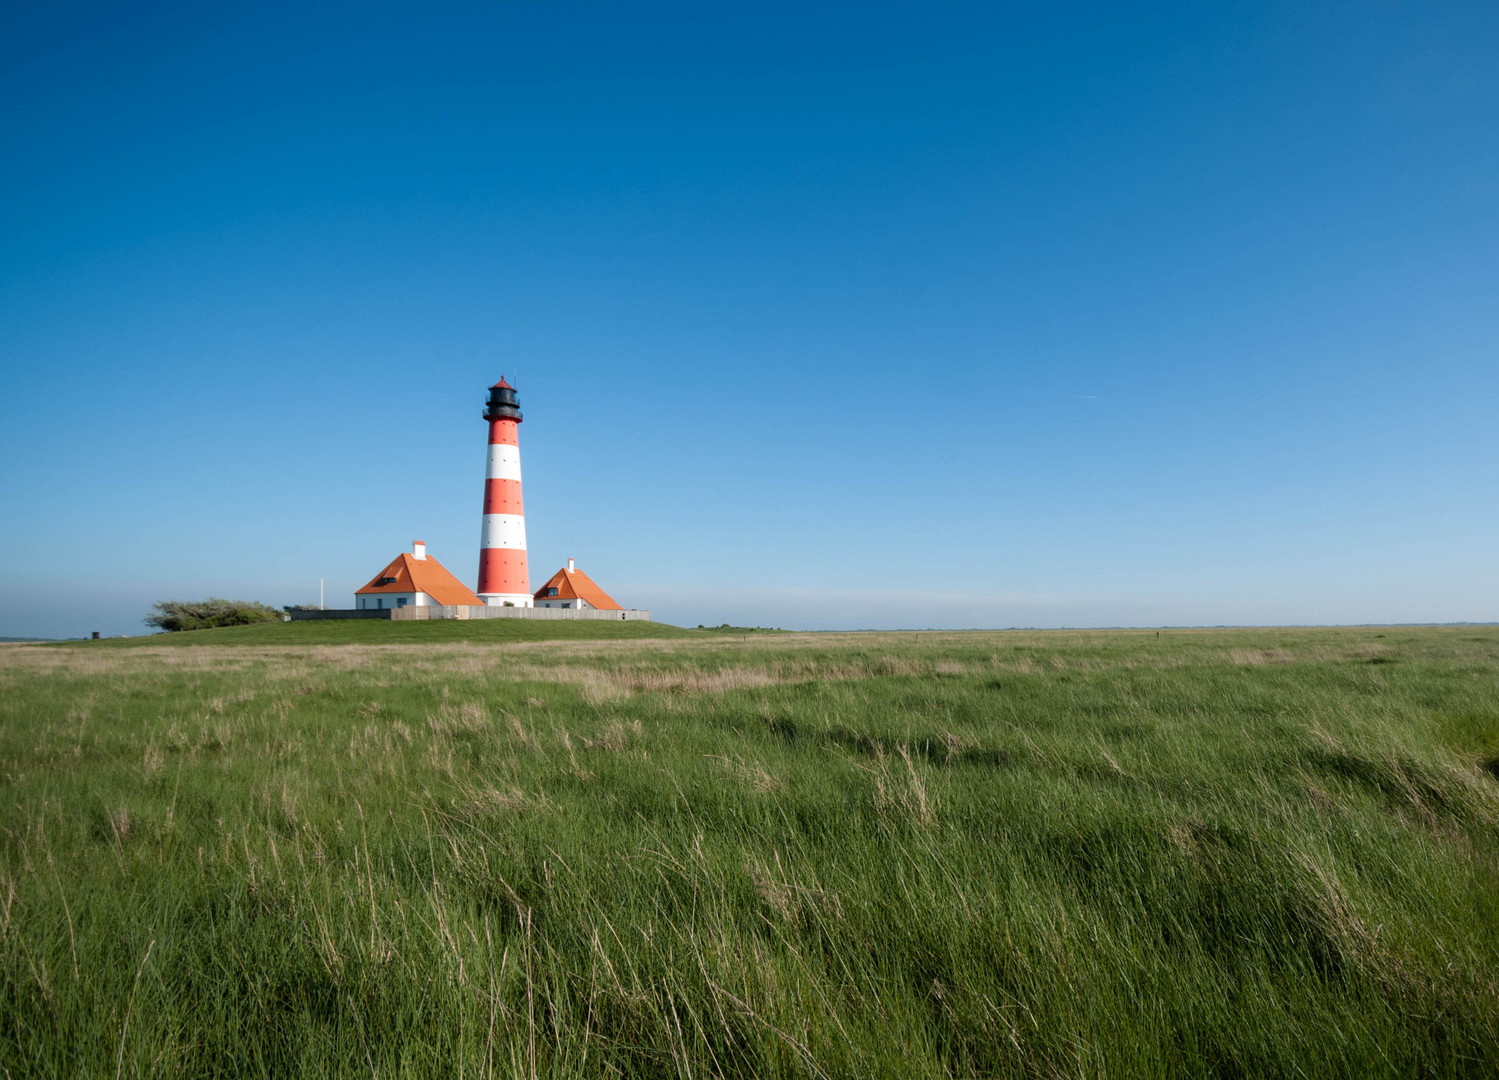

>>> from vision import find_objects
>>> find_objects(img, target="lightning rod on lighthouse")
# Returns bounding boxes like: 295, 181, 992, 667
476, 377, 532, 606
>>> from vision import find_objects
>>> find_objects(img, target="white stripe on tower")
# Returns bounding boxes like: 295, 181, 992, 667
480, 514, 526, 547
476, 377, 532, 606
485, 443, 523, 480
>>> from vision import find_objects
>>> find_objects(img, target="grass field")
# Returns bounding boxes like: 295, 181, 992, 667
2, 625, 1497, 1077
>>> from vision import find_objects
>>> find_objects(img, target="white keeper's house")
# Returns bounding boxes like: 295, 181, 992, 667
355, 542, 484, 610
532, 559, 623, 611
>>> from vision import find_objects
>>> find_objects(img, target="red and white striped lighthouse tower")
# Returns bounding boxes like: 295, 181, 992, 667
476, 377, 532, 606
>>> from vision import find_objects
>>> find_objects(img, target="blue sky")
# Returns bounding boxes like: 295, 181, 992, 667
2, 1, 1496, 637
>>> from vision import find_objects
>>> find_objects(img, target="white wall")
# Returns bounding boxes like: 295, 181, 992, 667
357, 593, 420, 610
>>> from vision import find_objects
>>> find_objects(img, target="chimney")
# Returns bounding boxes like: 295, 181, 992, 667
567, 557, 575, 573
413, 540, 427, 561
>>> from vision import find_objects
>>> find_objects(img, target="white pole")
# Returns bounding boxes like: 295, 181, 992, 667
320, 578, 324, 610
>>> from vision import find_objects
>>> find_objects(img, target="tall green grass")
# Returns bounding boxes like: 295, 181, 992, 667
2, 627, 1496, 1076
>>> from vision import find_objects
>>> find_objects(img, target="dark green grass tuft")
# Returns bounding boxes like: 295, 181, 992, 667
2, 626, 1497, 1077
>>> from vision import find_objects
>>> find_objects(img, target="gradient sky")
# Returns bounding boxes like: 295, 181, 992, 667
2, 1, 1496, 637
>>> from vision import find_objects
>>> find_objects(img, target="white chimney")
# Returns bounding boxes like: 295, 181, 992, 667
567, 557, 575, 573
413, 540, 427, 561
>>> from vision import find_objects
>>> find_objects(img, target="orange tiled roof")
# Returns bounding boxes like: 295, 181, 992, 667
532, 565, 623, 610
356, 552, 484, 606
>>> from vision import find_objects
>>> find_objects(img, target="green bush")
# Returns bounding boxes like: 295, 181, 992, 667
144, 598, 284, 632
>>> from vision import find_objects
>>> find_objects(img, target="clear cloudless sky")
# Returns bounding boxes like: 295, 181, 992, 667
2, 1, 1496, 637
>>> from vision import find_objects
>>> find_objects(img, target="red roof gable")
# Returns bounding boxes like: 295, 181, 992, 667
356, 551, 484, 606
532, 565, 623, 610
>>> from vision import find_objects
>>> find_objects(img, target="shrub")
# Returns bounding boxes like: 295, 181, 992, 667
144, 598, 285, 632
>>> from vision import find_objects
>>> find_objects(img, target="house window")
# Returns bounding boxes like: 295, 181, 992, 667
396, 597, 407, 607
546, 588, 559, 597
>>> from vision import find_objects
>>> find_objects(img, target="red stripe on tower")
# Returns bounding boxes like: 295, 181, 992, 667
476, 377, 531, 605
483, 478, 524, 515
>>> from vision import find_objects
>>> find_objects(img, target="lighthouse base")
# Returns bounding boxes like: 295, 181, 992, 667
477, 593, 534, 608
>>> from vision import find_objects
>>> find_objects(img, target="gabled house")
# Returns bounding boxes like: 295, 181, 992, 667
532, 559, 623, 610
356, 541, 483, 610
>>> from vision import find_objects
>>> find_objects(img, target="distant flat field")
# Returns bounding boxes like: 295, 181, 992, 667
3, 626, 1497, 1077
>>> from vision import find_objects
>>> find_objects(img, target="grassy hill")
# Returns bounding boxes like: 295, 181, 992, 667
3, 626, 1497, 1076
76, 616, 700, 647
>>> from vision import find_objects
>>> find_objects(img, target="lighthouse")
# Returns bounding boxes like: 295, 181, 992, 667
476, 378, 532, 606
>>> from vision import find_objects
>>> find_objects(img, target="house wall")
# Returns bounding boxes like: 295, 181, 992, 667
356, 593, 420, 610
